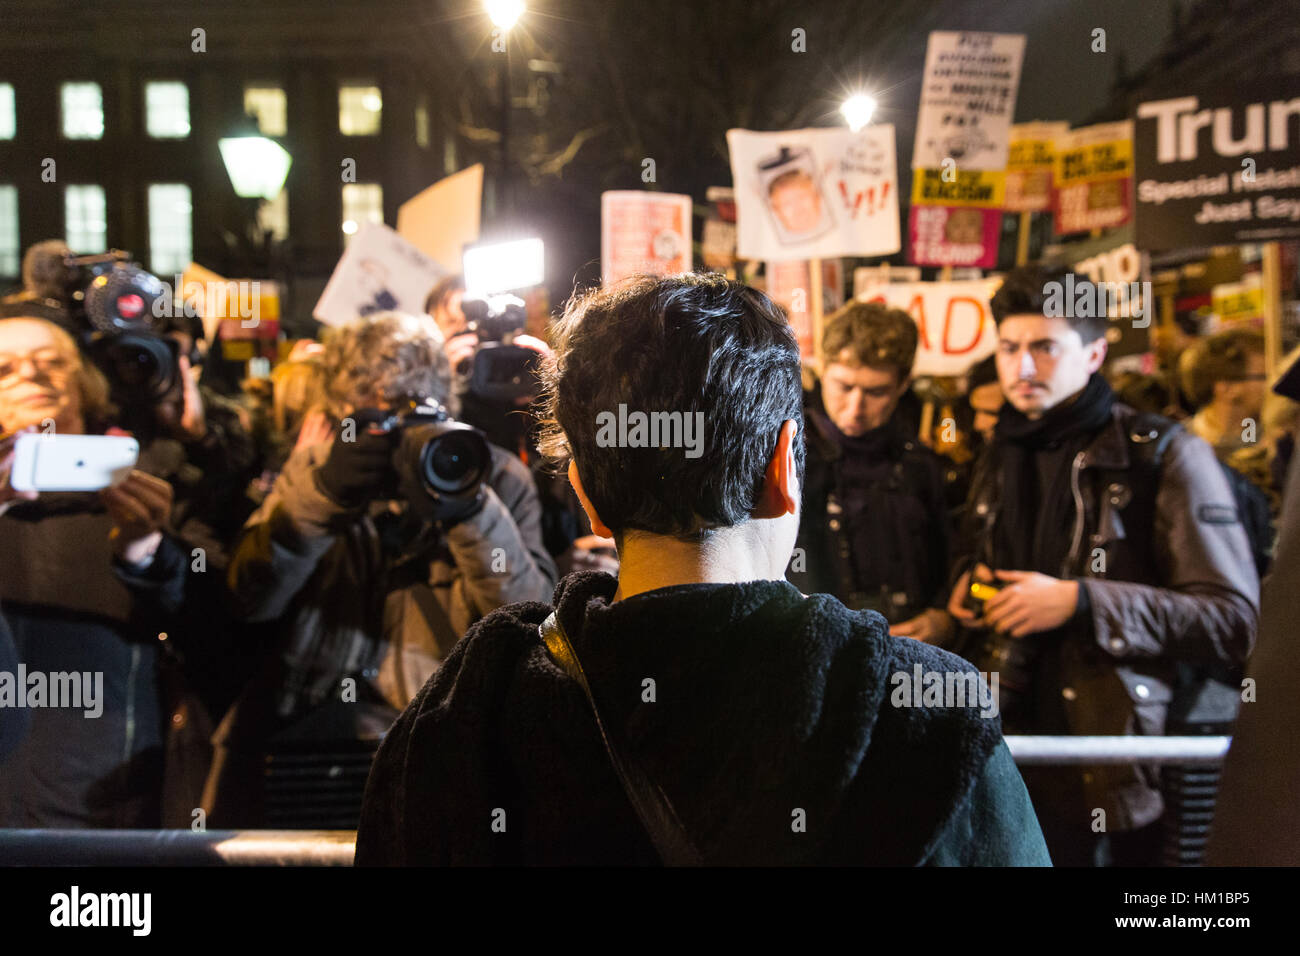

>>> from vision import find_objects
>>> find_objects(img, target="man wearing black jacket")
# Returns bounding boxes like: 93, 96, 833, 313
791, 301, 955, 643
357, 274, 1050, 866
946, 265, 1258, 866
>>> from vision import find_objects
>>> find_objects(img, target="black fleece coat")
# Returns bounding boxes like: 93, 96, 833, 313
357, 571, 1051, 866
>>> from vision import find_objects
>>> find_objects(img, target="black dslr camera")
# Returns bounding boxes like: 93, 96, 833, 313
60, 251, 199, 407
367, 400, 493, 524
457, 293, 541, 404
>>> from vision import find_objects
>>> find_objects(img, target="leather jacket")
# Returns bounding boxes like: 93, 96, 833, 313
957, 403, 1259, 830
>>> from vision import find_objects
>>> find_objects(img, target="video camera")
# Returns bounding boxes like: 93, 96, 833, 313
456, 293, 540, 404
363, 400, 493, 524
60, 251, 200, 409
457, 238, 546, 404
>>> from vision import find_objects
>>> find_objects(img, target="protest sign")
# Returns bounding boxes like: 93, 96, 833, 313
912, 31, 1026, 173
313, 222, 448, 327
766, 259, 844, 360
1053, 121, 1134, 234
855, 278, 1001, 376
1134, 78, 1300, 249
908, 205, 1002, 268
396, 164, 483, 270
601, 190, 693, 285
1006, 122, 1069, 213
727, 126, 900, 260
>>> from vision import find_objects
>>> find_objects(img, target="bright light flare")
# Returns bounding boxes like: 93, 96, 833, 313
841, 94, 877, 132
485, 0, 525, 31
463, 238, 544, 296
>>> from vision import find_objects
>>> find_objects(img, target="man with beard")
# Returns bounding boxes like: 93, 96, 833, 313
947, 265, 1258, 866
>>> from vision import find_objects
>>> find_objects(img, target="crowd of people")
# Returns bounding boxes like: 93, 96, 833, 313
0, 240, 1292, 866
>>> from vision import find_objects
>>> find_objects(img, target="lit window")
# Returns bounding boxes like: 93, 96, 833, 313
339, 84, 381, 136
61, 82, 103, 139
148, 184, 192, 275
244, 85, 287, 136
0, 186, 18, 277
443, 137, 457, 177
415, 97, 430, 148
65, 185, 107, 253
145, 81, 190, 138
0, 85, 14, 140
341, 183, 383, 243
259, 188, 289, 241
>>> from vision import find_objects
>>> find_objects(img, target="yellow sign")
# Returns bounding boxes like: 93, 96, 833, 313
911, 168, 1006, 208
1008, 123, 1068, 170
1054, 122, 1133, 187
1212, 280, 1264, 324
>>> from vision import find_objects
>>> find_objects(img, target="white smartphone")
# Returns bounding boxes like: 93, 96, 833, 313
9, 433, 139, 492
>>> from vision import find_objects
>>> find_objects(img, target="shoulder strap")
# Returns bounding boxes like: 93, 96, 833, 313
539, 612, 703, 866
1126, 411, 1181, 474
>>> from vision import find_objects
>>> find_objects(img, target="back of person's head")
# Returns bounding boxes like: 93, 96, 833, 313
820, 301, 918, 381
538, 272, 805, 541
1180, 328, 1266, 410
270, 357, 328, 439
991, 264, 1108, 344
21, 240, 72, 301
321, 311, 451, 421
1110, 370, 1172, 415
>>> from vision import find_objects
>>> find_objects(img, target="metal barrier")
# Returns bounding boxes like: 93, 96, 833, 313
0, 737, 1233, 865
1004, 734, 1231, 765
0, 830, 356, 866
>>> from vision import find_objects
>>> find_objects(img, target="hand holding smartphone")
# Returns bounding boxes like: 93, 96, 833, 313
8, 432, 139, 493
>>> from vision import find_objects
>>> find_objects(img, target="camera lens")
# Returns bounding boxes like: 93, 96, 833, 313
100, 334, 177, 401
421, 430, 488, 494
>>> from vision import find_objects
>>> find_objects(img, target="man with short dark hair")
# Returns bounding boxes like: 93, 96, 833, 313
791, 300, 956, 644
947, 265, 1259, 866
357, 273, 1050, 866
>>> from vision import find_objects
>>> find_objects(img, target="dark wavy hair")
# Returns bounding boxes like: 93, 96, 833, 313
537, 273, 806, 541
991, 264, 1108, 344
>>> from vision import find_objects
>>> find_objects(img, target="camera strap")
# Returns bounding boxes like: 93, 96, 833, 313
538, 612, 702, 866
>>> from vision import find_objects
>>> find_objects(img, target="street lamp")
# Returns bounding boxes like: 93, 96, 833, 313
840, 94, 877, 133
218, 114, 292, 201
485, 0, 524, 30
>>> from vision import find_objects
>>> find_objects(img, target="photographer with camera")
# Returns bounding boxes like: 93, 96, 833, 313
945, 265, 1259, 866
0, 315, 209, 827
429, 277, 614, 573
214, 311, 556, 826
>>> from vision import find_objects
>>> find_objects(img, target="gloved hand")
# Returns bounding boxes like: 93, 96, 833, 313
434, 487, 487, 530
313, 415, 394, 508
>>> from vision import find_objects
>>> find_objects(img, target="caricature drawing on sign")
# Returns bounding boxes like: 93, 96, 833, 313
357, 259, 400, 317
758, 145, 836, 245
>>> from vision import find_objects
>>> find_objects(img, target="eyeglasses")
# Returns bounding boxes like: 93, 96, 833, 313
0, 350, 72, 384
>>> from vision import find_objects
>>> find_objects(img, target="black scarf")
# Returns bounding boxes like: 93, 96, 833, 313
992, 373, 1115, 574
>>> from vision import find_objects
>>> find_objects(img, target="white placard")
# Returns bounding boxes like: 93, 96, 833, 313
727, 125, 900, 261
912, 31, 1026, 172
313, 223, 448, 328
855, 278, 1002, 376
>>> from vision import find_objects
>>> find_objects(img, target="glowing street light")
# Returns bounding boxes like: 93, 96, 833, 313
219, 116, 292, 200
841, 94, 877, 133
485, 0, 525, 31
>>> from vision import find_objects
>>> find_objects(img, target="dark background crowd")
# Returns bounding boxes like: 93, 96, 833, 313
0, 239, 1293, 867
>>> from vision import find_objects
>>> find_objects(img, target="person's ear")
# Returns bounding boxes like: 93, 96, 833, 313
567, 459, 615, 539
1085, 336, 1108, 374
753, 419, 800, 520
